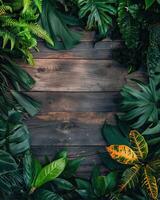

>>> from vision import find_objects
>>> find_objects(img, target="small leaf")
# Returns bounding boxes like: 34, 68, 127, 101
129, 130, 148, 160
33, 158, 66, 188
106, 145, 139, 165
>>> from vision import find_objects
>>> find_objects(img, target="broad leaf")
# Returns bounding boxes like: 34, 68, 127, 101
129, 130, 148, 160
119, 165, 140, 192
142, 166, 158, 200
33, 157, 66, 188
41, 0, 80, 50
106, 145, 139, 165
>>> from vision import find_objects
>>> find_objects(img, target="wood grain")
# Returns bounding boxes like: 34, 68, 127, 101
27, 92, 120, 112
27, 112, 116, 146
24, 59, 145, 92
31, 145, 106, 177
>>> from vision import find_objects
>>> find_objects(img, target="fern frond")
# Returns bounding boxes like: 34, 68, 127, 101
0, 5, 12, 15
22, 0, 31, 14
0, 30, 15, 50
28, 23, 54, 45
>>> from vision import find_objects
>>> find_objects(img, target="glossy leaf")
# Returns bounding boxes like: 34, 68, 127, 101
33, 158, 66, 188
129, 130, 148, 160
53, 178, 74, 191
106, 145, 139, 165
34, 189, 63, 200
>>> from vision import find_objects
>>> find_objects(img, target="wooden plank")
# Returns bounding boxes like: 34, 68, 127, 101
27, 92, 120, 112
31, 145, 107, 178
27, 112, 115, 146
34, 38, 121, 59
24, 59, 145, 92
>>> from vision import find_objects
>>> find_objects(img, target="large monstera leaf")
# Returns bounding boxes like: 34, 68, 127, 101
106, 145, 139, 165
119, 164, 140, 192
142, 166, 158, 200
129, 130, 148, 160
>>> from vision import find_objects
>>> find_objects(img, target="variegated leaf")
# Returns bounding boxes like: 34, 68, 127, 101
106, 145, 139, 165
129, 130, 148, 160
119, 164, 140, 192
148, 159, 160, 174
142, 166, 158, 200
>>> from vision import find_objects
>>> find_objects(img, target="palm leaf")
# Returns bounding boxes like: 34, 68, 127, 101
106, 145, 139, 165
142, 166, 158, 200
119, 164, 140, 192
129, 130, 148, 160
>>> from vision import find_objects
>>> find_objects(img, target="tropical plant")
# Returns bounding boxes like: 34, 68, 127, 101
77, 0, 117, 39
41, 0, 81, 50
0, 0, 53, 64
0, 110, 30, 155
0, 55, 40, 117
106, 130, 160, 200
120, 78, 160, 129
76, 166, 118, 200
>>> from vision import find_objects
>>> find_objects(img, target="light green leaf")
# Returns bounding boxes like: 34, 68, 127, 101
33, 158, 66, 188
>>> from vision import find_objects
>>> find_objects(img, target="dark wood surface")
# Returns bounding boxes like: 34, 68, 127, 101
25, 32, 145, 177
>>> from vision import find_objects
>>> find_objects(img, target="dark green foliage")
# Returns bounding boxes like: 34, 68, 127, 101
76, 166, 118, 200
77, 0, 117, 39
147, 25, 160, 77
41, 0, 81, 50
0, 56, 40, 117
117, 0, 141, 49
0, 0, 53, 65
0, 110, 30, 155
120, 78, 160, 129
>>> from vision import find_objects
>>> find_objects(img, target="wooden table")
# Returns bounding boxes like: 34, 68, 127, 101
24, 32, 145, 177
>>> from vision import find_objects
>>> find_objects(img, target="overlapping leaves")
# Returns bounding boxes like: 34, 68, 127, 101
120, 78, 160, 129
106, 130, 159, 200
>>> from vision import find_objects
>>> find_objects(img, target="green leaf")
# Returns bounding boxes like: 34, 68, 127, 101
41, 0, 81, 50
53, 178, 74, 190
102, 122, 129, 145
105, 171, 118, 191
93, 176, 108, 196
34, 189, 64, 200
145, 0, 155, 9
78, 0, 116, 38
0, 150, 18, 173
11, 90, 40, 117
33, 158, 66, 188
62, 158, 83, 178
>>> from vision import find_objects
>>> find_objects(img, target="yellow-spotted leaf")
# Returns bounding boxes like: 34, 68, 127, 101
143, 166, 158, 200
119, 164, 140, 192
106, 145, 139, 165
129, 130, 148, 160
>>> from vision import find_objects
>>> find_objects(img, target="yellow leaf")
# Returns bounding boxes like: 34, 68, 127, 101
143, 166, 158, 200
129, 130, 148, 160
106, 145, 139, 165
